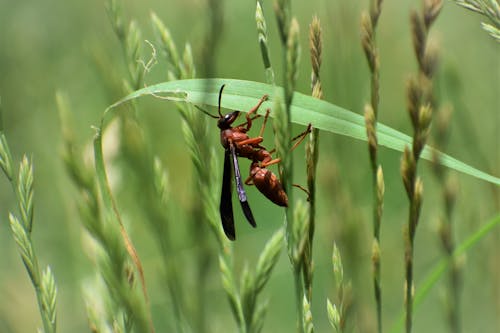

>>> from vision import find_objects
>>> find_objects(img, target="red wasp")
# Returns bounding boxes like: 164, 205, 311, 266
200, 84, 310, 240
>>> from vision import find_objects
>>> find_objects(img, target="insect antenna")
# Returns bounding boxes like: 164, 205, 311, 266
194, 84, 227, 119
195, 105, 219, 119
218, 84, 226, 117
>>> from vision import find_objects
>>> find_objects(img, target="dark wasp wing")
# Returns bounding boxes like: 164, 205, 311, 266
230, 142, 256, 228
220, 148, 235, 240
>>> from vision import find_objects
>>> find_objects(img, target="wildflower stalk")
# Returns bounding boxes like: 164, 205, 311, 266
243, 229, 285, 333
61, 51, 152, 333
274, 90, 306, 332
1, 107, 57, 333
255, 5, 305, 331
151, 158, 192, 333
288, 19, 306, 333
401, 1, 442, 332
274, 1, 305, 330
93, 123, 153, 333
302, 15, 322, 303
106, 3, 178, 332
433, 102, 461, 332
438, 176, 461, 333
219, 220, 285, 333
59, 93, 126, 332
106, 0, 143, 90
326, 243, 353, 333
361, 1, 384, 332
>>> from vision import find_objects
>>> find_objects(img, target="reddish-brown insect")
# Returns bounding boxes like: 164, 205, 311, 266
200, 84, 309, 240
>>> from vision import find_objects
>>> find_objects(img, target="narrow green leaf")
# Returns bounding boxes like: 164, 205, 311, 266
389, 213, 500, 333
103, 78, 499, 186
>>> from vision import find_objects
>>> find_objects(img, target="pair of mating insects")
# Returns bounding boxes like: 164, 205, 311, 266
200, 85, 311, 240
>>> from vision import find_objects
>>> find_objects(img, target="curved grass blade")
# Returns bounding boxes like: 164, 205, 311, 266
104, 78, 500, 186
389, 213, 500, 333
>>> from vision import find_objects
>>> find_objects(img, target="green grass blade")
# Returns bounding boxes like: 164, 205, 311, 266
389, 213, 500, 333
104, 78, 500, 186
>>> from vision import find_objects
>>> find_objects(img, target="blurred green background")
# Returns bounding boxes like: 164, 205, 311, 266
0, 0, 498, 332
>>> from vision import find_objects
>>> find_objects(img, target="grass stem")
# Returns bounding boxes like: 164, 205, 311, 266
402, 2, 442, 332
361, 1, 384, 331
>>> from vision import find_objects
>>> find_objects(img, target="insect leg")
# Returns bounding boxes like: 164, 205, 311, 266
290, 123, 313, 151
258, 109, 271, 137
244, 94, 269, 130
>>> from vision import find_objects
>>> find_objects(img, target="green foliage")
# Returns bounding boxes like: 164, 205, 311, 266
0, 1, 498, 333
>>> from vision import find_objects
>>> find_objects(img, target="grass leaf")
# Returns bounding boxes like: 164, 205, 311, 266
104, 78, 499, 186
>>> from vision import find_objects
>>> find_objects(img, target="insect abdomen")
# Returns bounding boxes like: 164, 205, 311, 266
252, 167, 288, 207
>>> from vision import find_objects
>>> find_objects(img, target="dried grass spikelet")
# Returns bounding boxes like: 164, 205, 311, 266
413, 177, 424, 224
376, 166, 385, 219
423, 0, 443, 29
413, 104, 433, 159
274, 0, 291, 44
364, 104, 378, 169
370, 0, 383, 27
422, 38, 440, 79
410, 9, 426, 69
401, 146, 416, 198
361, 12, 376, 73
406, 76, 422, 130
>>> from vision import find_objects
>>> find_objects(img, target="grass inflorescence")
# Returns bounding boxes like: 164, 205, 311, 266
1, 107, 57, 333
432, 86, 462, 332
272, 1, 311, 331
401, 1, 443, 332
256, 1, 275, 85
58, 91, 152, 333
302, 16, 322, 305
152, 10, 229, 333
326, 243, 353, 333
361, 1, 384, 332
